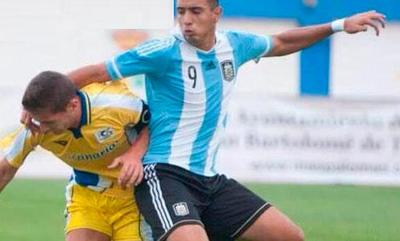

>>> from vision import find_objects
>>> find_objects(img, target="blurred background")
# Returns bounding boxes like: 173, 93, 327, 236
0, 0, 399, 241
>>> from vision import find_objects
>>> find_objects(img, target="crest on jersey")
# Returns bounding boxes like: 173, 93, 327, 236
173, 202, 189, 216
221, 60, 235, 82
94, 127, 114, 143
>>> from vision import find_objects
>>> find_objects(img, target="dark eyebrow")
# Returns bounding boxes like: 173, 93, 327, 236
176, 6, 204, 11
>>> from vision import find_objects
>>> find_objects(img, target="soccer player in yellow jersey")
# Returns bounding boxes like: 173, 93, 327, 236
0, 71, 150, 241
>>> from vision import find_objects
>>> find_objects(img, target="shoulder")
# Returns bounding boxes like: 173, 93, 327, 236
225, 30, 248, 39
135, 36, 177, 57
225, 30, 264, 42
90, 87, 143, 114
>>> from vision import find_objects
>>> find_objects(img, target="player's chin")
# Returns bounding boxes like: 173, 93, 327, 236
184, 35, 199, 45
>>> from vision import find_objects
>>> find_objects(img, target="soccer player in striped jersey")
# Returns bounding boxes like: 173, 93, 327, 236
23, 0, 385, 241
1, 71, 150, 241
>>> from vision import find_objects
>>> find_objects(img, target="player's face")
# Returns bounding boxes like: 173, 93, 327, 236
30, 99, 80, 134
177, 0, 221, 49
30, 110, 74, 134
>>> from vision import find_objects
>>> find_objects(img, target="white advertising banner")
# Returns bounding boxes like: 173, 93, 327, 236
11, 94, 400, 186
217, 94, 400, 186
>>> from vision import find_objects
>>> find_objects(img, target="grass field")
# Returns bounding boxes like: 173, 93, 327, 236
0, 179, 399, 241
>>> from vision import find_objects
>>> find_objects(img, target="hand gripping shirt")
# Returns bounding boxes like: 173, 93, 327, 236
106, 30, 272, 176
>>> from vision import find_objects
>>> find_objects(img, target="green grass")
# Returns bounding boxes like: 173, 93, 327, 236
0, 180, 399, 241
249, 184, 400, 241
0, 179, 67, 241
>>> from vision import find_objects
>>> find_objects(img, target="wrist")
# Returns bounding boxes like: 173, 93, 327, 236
331, 18, 345, 33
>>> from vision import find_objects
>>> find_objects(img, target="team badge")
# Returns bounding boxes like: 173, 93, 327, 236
221, 60, 235, 82
173, 202, 189, 216
94, 127, 114, 143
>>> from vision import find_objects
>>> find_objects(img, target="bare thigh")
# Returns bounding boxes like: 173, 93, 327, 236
166, 224, 209, 241
239, 207, 304, 241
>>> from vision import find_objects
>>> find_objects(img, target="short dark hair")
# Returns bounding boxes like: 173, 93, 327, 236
22, 71, 77, 114
207, 0, 219, 9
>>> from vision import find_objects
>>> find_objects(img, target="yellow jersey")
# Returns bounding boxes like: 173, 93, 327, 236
0, 81, 148, 191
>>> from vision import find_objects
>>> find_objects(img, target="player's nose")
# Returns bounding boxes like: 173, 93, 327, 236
181, 12, 194, 25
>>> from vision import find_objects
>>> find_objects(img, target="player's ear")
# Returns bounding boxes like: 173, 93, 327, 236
213, 6, 222, 22
67, 96, 80, 112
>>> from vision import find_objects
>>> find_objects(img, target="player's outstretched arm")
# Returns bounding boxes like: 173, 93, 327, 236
343, 10, 386, 35
266, 10, 385, 57
0, 159, 18, 193
67, 63, 110, 88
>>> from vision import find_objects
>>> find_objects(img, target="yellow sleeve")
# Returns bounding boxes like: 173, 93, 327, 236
87, 82, 150, 142
126, 95, 145, 124
0, 127, 38, 168
123, 97, 150, 144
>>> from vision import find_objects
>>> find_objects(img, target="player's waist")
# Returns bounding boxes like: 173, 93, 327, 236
71, 169, 133, 197
143, 155, 218, 177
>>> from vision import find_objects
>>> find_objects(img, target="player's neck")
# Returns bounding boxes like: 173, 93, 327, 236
192, 32, 217, 51
71, 99, 83, 129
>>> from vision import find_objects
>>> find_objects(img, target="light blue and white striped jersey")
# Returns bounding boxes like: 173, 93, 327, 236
106, 30, 273, 176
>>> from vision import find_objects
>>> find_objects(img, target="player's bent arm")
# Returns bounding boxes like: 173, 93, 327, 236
109, 127, 149, 188
125, 126, 149, 163
0, 159, 18, 193
110, 102, 151, 187
68, 63, 110, 88
265, 10, 385, 57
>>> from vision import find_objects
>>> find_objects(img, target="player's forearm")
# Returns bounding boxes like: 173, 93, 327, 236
267, 23, 333, 57
0, 159, 18, 193
67, 63, 110, 88
127, 127, 149, 161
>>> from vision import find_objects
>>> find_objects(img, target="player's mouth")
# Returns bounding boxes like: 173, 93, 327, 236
183, 29, 195, 36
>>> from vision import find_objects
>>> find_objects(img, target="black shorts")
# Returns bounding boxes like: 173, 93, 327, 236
135, 163, 271, 241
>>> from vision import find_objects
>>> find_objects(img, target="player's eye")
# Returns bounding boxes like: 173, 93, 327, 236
177, 8, 185, 15
191, 8, 202, 14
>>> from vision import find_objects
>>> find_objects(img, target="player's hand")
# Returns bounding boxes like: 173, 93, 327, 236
20, 109, 40, 135
344, 10, 386, 36
108, 154, 144, 189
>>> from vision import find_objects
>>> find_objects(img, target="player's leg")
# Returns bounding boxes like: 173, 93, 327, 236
108, 188, 142, 241
64, 184, 113, 241
167, 224, 209, 241
238, 207, 304, 241
140, 214, 209, 241
66, 229, 110, 241
135, 164, 210, 241
202, 177, 303, 241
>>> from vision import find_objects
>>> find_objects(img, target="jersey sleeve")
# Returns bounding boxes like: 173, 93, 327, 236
227, 31, 273, 66
0, 127, 37, 168
105, 38, 174, 80
123, 99, 150, 144
89, 84, 150, 144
